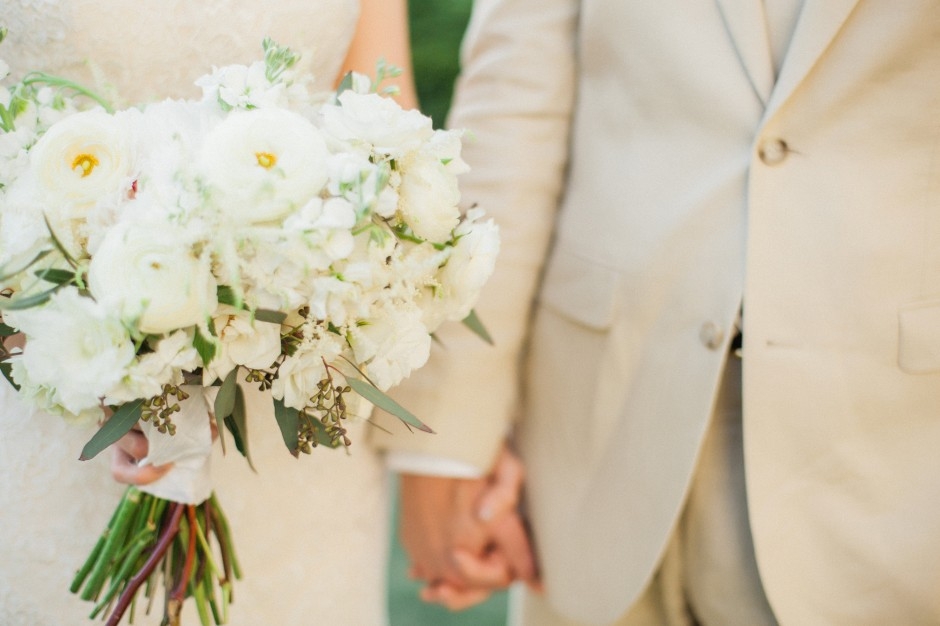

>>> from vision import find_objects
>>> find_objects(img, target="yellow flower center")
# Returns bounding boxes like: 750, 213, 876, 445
72, 153, 99, 178
256, 151, 277, 169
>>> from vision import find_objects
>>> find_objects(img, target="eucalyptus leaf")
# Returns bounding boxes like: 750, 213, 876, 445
0, 361, 19, 391
216, 285, 241, 308
33, 267, 75, 285
272, 398, 300, 457
194, 323, 218, 367
336, 71, 354, 98
213, 368, 240, 455
254, 309, 287, 325
214, 368, 238, 420
226, 385, 255, 472
462, 309, 494, 346
79, 400, 143, 461
346, 378, 434, 434
43, 214, 78, 266
0, 284, 62, 310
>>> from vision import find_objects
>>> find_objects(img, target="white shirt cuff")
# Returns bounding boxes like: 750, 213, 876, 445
385, 450, 485, 479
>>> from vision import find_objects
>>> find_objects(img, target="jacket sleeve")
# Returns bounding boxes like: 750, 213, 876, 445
369, 0, 580, 471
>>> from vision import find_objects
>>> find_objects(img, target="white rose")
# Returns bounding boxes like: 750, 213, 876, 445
349, 307, 431, 391
322, 91, 433, 158
435, 210, 501, 325
271, 328, 345, 409
9, 287, 135, 417
205, 306, 282, 382
29, 108, 136, 218
397, 152, 461, 243
107, 330, 201, 403
88, 219, 218, 335
200, 108, 329, 224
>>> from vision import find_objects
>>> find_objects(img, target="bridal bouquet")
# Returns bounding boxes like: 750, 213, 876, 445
0, 35, 498, 625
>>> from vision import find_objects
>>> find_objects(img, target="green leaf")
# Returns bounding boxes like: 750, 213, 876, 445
0, 323, 18, 336
0, 361, 19, 391
272, 398, 300, 457
213, 368, 240, 455
462, 309, 494, 345
33, 267, 74, 285
0, 284, 62, 310
224, 385, 255, 471
43, 214, 78, 266
346, 378, 434, 434
336, 71, 354, 97
254, 309, 287, 325
216, 285, 241, 308
79, 400, 143, 461
214, 368, 238, 420
194, 321, 218, 367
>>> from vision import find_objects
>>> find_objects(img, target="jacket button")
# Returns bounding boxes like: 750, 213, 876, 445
699, 321, 725, 350
758, 138, 788, 165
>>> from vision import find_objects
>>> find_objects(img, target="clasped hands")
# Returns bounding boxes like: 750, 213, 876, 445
398, 446, 541, 610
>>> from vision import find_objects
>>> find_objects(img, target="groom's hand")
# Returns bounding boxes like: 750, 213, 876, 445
399, 446, 539, 610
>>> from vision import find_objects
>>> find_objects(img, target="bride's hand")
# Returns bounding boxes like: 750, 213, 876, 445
110, 414, 220, 485
110, 427, 174, 485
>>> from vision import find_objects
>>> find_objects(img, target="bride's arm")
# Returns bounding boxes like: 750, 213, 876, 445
338, 0, 419, 110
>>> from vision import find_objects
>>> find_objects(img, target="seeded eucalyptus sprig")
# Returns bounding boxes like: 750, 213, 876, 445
141, 384, 192, 436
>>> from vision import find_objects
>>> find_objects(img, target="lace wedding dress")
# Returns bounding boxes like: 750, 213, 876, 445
0, 2, 392, 624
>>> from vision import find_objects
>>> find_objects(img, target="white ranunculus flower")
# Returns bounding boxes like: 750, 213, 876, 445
205, 306, 282, 383
28, 108, 136, 218
9, 287, 135, 417
349, 307, 431, 391
321, 91, 433, 158
200, 108, 329, 224
397, 152, 461, 243
88, 219, 218, 335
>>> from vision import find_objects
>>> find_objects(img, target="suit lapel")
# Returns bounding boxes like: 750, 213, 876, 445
764, 0, 861, 116
714, 0, 775, 107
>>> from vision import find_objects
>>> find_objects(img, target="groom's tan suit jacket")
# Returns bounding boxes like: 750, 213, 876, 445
374, 1, 940, 624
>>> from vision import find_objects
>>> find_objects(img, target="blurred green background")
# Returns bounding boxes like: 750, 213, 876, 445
386, 2, 511, 625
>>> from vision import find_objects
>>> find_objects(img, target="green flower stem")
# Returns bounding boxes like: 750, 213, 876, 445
210, 493, 242, 580
192, 577, 211, 626
20, 71, 114, 113
79, 488, 142, 601
89, 528, 153, 619
69, 493, 125, 593
105, 502, 184, 626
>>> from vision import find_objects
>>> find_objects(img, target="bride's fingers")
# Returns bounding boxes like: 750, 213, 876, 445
110, 447, 173, 485
114, 428, 149, 461
110, 428, 173, 485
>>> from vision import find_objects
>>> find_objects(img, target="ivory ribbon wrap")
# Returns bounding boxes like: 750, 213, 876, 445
137, 386, 215, 505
